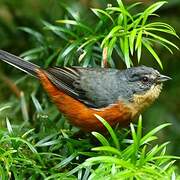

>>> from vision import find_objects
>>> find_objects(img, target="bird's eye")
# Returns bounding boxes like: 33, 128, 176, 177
141, 76, 149, 83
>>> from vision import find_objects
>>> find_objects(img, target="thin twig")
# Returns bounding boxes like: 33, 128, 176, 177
102, 47, 109, 68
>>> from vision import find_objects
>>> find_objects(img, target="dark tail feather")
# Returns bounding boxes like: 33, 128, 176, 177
0, 50, 40, 77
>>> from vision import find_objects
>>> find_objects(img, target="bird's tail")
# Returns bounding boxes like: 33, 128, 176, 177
0, 50, 40, 77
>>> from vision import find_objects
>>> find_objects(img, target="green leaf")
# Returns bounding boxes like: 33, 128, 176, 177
140, 123, 171, 145
92, 146, 122, 157
135, 30, 142, 50
78, 50, 87, 63
43, 21, 78, 39
140, 136, 158, 144
133, 2, 167, 28
138, 145, 147, 166
146, 37, 173, 54
65, 6, 80, 21
20, 47, 45, 58
54, 153, 77, 169
35, 134, 59, 147
130, 123, 139, 162
142, 40, 163, 69
146, 32, 179, 50
19, 27, 44, 43
0, 105, 11, 113
0, 137, 37, 153
44, 51, 59, 68
84, 156, 134, 169
92, 132, 110, 146
142, 1, 167, 25
135, 30, 143, 62
144, 27, 178, 38
6, 118, 13, 134
124, 37, 131, 68
82, 45, 92, 67
162, 160, 176, 171
117, 0, 124, 8
94, 114, 120, 149
127, 2, 142, 10
145, 22, 177, 33
20, 92, 29, 122
78, 38, 96, 51
101, 26, 122, 48
31, 93, 43, 113
152, 155, 180, 160
91, 8, 114, 23
137, 116, 142, 141
56, 20, 93, 33
22, 129, 35, 138
61, 42, 79, 58
106, 7, 133, 21
145, 1, 167, 14
129, 29, 137, 55
137, 42, 142, 63
56, 41, 80, 65
145, 142, 170, 162
107, 37, 117, 61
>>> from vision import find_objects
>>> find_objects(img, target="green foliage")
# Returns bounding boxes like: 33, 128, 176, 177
67, 116, 179, 179
1, 110, 179, 179
0, 0, 180, 179
24, 0, 178, 68
14, 1, 179, 69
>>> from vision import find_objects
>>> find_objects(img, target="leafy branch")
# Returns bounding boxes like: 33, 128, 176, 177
19, 1, 179, 69
42, 0, 178, 68
67, 116, 179, 179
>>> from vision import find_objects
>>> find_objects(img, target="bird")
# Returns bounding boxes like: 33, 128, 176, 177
0, 50, 171, 132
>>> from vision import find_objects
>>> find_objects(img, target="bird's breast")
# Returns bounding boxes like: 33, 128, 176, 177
128, 84, 163, 118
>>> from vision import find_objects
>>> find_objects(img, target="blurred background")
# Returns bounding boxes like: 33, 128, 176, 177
0, 0, 179, 164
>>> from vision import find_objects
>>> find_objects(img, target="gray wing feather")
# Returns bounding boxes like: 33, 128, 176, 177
46, 67, 124, 108
46, 67, 98, 107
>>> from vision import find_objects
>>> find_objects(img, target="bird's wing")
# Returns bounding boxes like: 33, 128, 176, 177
46, 67, 100, 108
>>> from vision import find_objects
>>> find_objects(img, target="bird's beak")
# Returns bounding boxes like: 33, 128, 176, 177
157, 74, 172, 83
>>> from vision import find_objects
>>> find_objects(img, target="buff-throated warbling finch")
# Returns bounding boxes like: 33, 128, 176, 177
0, 50, 171, 131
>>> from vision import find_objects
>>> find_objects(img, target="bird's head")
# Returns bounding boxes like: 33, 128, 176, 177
120, 66, 171, 116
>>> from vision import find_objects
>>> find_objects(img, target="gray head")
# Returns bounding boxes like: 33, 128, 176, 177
120, 65, 171, 116
123, 65, 171, 96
